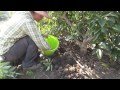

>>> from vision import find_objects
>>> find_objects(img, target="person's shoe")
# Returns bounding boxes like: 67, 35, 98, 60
22, 63, 41, 71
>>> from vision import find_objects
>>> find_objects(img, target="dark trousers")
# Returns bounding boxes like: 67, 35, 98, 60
3, 36, 40, 68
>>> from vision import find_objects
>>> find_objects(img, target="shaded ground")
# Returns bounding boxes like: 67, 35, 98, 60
17, 37, 120, 79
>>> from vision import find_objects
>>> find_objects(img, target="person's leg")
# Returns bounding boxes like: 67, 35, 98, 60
3, 36, 40, 68
21, 36, 40, 68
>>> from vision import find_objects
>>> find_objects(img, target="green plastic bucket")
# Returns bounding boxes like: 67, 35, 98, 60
43, 35, 59, 56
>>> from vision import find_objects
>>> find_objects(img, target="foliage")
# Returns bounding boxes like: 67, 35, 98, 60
41, 58, 53, 71
88, 11, 120, 61
37, 11, 120, 63
0, 61, 20, 79
26, 70, 34, 76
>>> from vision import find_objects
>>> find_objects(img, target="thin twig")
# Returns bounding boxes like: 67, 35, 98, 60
62, 12, 72, 27
69, 52, 84, 69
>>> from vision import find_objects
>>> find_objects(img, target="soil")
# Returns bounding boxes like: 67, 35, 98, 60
17, 37, 120, 79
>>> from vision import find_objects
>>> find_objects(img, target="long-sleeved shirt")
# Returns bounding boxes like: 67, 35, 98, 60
0, 11, 50, 55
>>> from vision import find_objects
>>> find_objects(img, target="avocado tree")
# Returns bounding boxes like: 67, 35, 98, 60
38, 11, 120, 63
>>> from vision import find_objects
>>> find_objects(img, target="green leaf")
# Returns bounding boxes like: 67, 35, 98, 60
107, 17, 115, 23
93, 30, 101, 43
113, 25, 120, 32
50, 65, 53, 71
96, 49, 103, 60
105, 12, 119, 18
9, 67, 16, 72
98, 18, 106, 28
26, 70, 33, 76
0, 62, 10, 66
46, 66, 50, 71
101, 28, 107, 33
99, 42, 108, 50
116, 36, 120, 44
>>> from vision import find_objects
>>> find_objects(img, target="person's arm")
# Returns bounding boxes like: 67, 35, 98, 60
22, 20, 50, 51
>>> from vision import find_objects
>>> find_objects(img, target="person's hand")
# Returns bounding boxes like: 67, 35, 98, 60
42, 33, 49, 38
